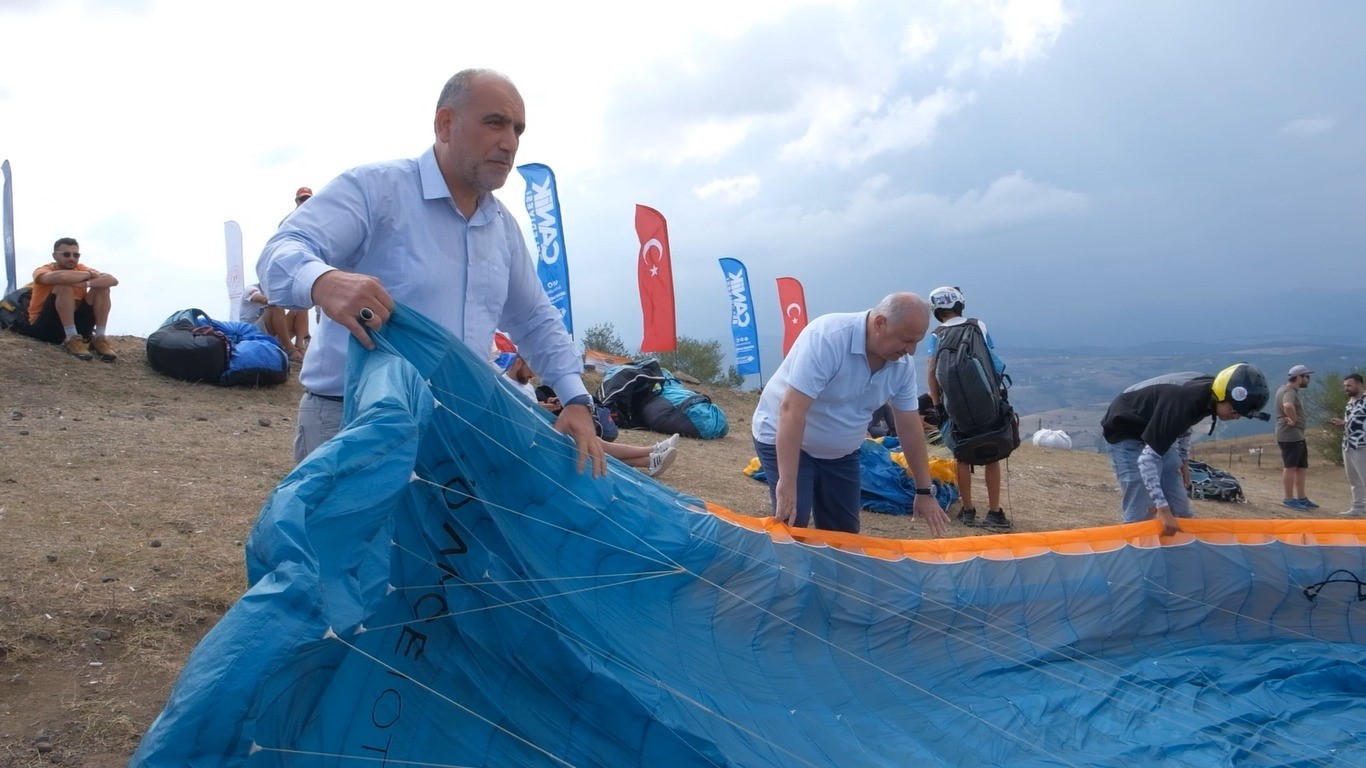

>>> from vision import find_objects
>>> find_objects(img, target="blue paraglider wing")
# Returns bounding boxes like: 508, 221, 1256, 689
133, 305, 1366, 767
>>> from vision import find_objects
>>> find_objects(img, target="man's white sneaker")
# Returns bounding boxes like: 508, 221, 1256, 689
652, 433, 680, 457
1339, 508, 1366, 518
645, 446, 678, 478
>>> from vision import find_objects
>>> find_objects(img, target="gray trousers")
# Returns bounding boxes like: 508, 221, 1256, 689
1346, 446, 1366, 513
294, 393, 344, 464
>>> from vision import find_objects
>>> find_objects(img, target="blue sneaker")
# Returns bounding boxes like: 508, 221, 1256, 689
1298, 498, 1320, 510
1282, 498, 1307, 510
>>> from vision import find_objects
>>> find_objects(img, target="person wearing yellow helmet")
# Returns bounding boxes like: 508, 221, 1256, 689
1101, 363, 1269, 536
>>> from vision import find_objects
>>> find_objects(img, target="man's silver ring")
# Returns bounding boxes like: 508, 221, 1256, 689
358, 307, 376, 324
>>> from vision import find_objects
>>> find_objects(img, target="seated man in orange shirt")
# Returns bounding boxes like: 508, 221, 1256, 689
20, 237, 119, 361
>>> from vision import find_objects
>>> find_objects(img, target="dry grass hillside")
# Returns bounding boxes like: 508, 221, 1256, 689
0, 330, 1356, 766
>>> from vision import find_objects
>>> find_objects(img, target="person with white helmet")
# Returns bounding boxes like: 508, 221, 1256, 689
925, 286, 1012, 532
1101, 364, 1271, 536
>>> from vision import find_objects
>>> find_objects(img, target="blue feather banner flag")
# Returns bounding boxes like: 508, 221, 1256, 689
718, 257, 761, 377
3, 160, 15, 294
517, 163, 574, 336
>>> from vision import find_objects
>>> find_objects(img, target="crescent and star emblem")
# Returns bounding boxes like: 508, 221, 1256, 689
640, 239, 665, 278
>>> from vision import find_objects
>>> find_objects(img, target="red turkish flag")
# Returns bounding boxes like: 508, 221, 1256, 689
635, 204, 677, 352
776, 277, 808, 357
492, 331, 516, 354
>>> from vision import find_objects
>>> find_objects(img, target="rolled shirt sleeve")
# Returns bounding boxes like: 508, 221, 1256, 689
256, 148, 584, 400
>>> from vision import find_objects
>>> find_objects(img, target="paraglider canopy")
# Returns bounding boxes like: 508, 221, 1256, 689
1031, 428, 1073, 449
132, 305, 1366, 768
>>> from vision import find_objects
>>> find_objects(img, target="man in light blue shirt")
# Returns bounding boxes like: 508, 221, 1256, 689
751, 293, 949, 535
258, 68, 603, 474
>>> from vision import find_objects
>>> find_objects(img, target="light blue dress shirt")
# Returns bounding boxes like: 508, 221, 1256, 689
258, 147, 587, 402
752, 311, 920, 459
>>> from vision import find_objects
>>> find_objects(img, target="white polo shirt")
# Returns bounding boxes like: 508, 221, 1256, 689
752, 311, 920, 459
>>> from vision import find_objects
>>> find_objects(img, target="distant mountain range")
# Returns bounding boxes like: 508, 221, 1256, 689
1008, 339, 1365, 452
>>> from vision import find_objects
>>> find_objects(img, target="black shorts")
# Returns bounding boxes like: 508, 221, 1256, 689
1278, 440, 1309, 469
18, 292, 95, 344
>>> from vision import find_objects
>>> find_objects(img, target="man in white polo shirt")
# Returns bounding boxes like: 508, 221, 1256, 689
751, 293, 949, 535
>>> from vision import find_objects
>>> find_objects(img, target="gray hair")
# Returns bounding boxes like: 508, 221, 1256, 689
436, 68, 511, 112
872, 292, 928, 325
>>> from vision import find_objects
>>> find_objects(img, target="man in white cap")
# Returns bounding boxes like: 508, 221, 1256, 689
1276, 365, 1317, 510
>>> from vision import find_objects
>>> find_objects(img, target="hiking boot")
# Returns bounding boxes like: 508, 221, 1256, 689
956, 506, 978, 527
980, 509, 1014, 532
89, 335, 117, 362
1297, 498, 1320, 510
1282, 498, 1307, 510
652, 433, 681, 456
645, 446, 677, 478
63, 335, 93, 361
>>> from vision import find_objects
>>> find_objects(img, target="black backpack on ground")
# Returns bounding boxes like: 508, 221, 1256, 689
146, 319, 229, 384
933, 319, 1019, 466
0, 285, 32, 330
596, 360, 669, 429
1186, 460, 1245, 503
641, 392, 708, 439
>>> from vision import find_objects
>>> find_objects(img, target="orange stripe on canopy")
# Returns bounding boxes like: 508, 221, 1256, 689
703, 503, 1366, 563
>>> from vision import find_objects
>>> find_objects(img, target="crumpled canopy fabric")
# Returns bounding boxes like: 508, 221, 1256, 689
1031, 428, 1074, 450
133, 305, 1366, 767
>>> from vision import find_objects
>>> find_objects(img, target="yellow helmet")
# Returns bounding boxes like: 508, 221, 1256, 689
1212, 363, 1270, 420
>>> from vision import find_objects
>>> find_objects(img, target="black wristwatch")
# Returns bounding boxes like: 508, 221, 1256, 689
563, 394, 593, 409
914, 487, 932, 496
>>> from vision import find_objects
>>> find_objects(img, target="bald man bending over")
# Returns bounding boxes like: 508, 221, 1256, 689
751, 293, 949, 536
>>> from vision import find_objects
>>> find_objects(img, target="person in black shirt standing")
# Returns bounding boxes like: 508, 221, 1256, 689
1102, 363, 1269, 536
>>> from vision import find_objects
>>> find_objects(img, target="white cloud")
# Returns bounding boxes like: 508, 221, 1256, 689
901, 21, 940, 60
936, 0, 1071, 79
741, 171, 1086, 244
674, 120, 755, 164
846, 171, 1087, 234
694, 175, 761, 203
780, 87, 975, 168
977, 0, 1072, 70
1280, 116, 1335, 137
935, 171, 1088, 232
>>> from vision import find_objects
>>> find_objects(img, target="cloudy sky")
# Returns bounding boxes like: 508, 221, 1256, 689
2, 0, 1361, 376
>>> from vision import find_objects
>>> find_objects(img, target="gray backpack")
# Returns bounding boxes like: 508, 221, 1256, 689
933, 319, 1019, 465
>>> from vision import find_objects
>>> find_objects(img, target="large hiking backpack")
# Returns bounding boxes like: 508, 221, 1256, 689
597, 360, 730, 439
1186, 460, 1245, 503
0, 285, 32, 330
597, 360, 669, 429
147, 308, 289, 386
933, 319, 1019, 465
147, 320, 230, 383
649, 373, 729, 440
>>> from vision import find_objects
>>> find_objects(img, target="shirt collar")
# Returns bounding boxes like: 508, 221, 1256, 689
418, 146, 498, 224
852, 311, 871, 358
